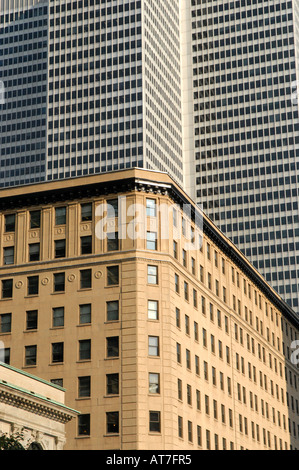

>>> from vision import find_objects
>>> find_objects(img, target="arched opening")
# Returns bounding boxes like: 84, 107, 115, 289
27, 442, 43, 450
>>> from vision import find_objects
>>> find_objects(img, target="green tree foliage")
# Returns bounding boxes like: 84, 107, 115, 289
0, 432, 25, 450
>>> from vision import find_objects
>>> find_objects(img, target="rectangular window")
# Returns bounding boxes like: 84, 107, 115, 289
107, 266, 119, 286
177, 343, 181, 363
146, 198, 156, 217
147, 265, 158, 284
78, 376, 91, 398
0, 313, 11, 333
107, 199, 119, 218
26, 310, 38, 331
205, 395, 210, 415
206, 429, 211, 450
182, 217, 186, 237
146, 232, 157, 250
79, 304, 91, 324
106, 337, 119, 358
207, 243, 210, 260
178, 378, 182, 400
217, 309, 222, 327
80, 269, 92, 289
173, 241, 178, 259
27, 276, 39, 296
107, 374, 119, 395
30, 210, 41, 229
25, 345, 37, 366
52, 342, 64, 363
203, 328, 207, 347
195, 355, 200, 375
194, 322, 198, 341
55, 207, 66, 225
81, 236, 92, 255
187, 384, 192, 405
81, 203, 92, 222
204, 361, 208, 380
184, 282, 189, 301
178, 416, 183, 439
148, 336, 159, 356
149, 373, 160, 394
79, 339, 91, 360
185, 315, 190, 335
3, 247, 14, 265
3, 348, 10, 365
208, 273, 212, 290
2, 279, 13, 299
148, 300, 158, 320
29, 243, 40, 262
197, 426, 202, 447
78, 414, 90, 436
51, 378, 63, 387
186, 349, 191, 369
196, 389, 201, 410
107, 301, 119, 321
173, 208, 177, 227
52, 307, 64, 328
54, 239, 66, 258
200, 265, 204, 283
54, 273, 65, 292
182, 249, 187, 267
188, 421, 193, 443
107, 232, 119, 251
176, 308, 181, 328
149, 411, 161, 433
4, 214, 15, 233
193, 289, 197, 308
106, 412, 119, 434
175, 273, 180, 293
202, 296, 206, 315
191, 257, 195, 275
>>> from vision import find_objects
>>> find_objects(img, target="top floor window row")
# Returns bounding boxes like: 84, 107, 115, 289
2, 199, 121, 234
2, 198, 203, 243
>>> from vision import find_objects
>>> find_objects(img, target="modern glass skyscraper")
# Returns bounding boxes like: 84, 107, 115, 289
188, 0, 299, 313
0, 0, 184, 186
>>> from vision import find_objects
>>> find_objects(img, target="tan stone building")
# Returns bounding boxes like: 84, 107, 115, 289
0, 362, 78, 450
0, 168, 298, 450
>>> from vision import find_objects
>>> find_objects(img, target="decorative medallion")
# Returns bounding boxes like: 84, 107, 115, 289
15, 280, 24, 289
67, 274, 76, 282
41, 277, 49, 286
94, 271, 103, 279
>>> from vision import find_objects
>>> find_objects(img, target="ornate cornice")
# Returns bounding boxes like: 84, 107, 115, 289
0, 385, 78, 424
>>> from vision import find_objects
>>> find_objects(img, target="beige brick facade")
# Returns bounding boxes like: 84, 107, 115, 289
0, 169, 298, 450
